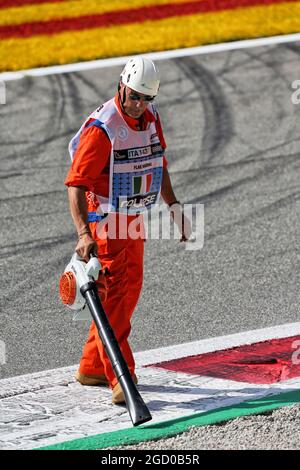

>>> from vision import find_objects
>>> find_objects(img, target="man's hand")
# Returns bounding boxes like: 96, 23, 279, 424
169, 203, 192, 242
75, 233, 98, 262
161, 169, 192, 242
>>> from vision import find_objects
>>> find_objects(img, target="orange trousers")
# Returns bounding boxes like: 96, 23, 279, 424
78, 214, 144, 389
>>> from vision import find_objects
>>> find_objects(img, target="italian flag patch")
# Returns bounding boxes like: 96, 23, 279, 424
133, 174, 152, 195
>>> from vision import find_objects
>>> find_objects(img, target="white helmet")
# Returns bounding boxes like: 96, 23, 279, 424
120, 56, 160, 97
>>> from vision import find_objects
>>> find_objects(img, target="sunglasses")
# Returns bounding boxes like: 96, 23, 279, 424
128, 91, 155, 102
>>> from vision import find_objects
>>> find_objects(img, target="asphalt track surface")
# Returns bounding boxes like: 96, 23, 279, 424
1, 42, 300, 385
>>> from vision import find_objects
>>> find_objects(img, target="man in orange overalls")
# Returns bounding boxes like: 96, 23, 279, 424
65, 57, 191, 404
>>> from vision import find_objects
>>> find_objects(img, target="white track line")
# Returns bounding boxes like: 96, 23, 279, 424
136, 321, 300, 366
1, 33, 300, 82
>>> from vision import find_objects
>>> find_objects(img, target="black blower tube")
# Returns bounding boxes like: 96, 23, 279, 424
80, 280, 152, 426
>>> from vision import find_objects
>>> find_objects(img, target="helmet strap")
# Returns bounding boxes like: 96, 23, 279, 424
122, 87, 126, 107
117, 82, 127, 110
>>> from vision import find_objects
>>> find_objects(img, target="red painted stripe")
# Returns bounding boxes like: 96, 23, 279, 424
0, 0, 295, 40
146, 173, 152, 193
149, 335, 300, 384
0, 0, 64, 8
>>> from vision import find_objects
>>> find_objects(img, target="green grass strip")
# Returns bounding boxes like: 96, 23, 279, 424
37, 389, 300, 450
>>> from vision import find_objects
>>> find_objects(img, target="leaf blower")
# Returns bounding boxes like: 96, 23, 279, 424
59, 252, 152, 426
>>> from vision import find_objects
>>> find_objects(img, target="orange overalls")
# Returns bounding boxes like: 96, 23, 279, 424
65, 95, 167, 388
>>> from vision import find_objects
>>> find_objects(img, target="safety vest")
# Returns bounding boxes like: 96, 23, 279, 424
68, 98, 164, 217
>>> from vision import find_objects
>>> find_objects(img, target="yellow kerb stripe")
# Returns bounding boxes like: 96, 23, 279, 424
1, 2, 300, 72
0, 0, 201, 26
